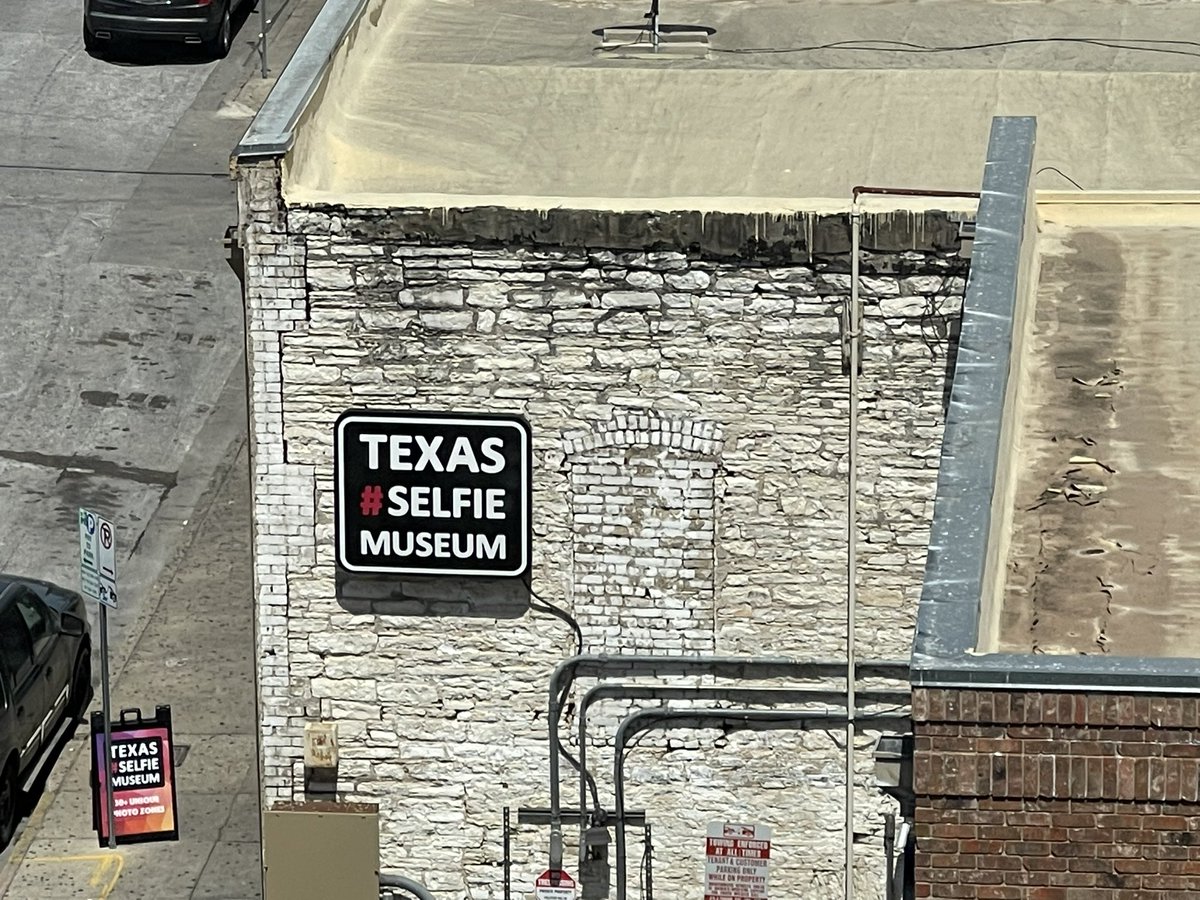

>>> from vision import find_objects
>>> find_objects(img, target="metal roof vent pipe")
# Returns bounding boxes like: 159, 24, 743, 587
593, 0, 714, 58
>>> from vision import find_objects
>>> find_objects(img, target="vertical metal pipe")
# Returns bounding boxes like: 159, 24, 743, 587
549, 683, 564, 874
644, 824, 653, 900
503, 806, 511, 900
578, 703, 590, 870
614, 738, 628, 900
259, 0, 268, 77
99, 604, 115, 849
883, 814, 895, 900
845, 206, 863, 900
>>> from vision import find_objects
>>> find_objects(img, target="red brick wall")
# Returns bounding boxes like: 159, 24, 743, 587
912, 688, 1200, 899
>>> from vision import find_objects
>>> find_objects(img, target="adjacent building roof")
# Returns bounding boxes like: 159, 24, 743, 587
235, 0, 1200, 212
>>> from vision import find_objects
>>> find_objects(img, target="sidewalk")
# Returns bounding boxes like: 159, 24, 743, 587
1, 433, 259, 900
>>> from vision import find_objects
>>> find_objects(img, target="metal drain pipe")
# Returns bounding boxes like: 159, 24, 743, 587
379, 873, 437, 900
841, 185, 978, 900
847, 200, 863, 900
546, 655, 910, 876
611, 707, 913, 900
575, 683, 913, 852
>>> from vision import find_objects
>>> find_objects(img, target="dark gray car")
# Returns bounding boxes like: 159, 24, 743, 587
0, 575, 91, 847
83, 0, 250, 58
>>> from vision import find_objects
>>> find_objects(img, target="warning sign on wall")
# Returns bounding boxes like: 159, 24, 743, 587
534, 868, 576, 900
704, 822, 772, 900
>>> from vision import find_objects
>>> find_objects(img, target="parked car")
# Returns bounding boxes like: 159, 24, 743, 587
0, 575, 91, 848
83, 0, 249, 58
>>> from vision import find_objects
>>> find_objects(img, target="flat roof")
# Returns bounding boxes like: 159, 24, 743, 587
995, 201, 1200, 658
261, 0, 1200, 212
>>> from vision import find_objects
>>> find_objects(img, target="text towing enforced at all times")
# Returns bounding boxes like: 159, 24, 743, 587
335, 411, 532, 579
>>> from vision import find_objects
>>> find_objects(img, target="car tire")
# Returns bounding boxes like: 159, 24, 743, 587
70, 645, 92, 720
0, 760, 17, 850
203, 4, 232, 59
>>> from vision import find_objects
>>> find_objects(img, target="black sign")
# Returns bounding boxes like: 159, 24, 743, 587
335, 410, 532, 578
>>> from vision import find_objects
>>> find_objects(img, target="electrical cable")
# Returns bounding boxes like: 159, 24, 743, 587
531, 589, 583, 656
709, 36, 1200, 60
532, 593, 599, 820
1036, 165, 1087, 190
0, 161, 225, 178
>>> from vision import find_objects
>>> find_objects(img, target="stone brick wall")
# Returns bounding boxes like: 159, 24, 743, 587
238, 158, 968, 899
913, 688, 1200, 899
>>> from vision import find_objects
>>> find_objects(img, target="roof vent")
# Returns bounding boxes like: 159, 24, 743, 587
593, 0, 715, 59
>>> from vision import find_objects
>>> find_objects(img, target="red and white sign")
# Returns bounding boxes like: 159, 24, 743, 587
704, 822, 772, 900
534, 868, 576, 900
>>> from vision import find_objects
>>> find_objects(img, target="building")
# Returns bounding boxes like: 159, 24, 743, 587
231, 0, 1200, 897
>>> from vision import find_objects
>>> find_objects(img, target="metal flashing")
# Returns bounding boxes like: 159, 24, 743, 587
232, 0, 369, 162
912, 115, 1200, 690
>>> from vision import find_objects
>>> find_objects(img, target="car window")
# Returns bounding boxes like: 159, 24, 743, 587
15, 591, 54, 660
0, 601, 34, 687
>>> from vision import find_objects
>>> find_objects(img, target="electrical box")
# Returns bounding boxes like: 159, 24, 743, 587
263, 801, 379, 900
305, 722, 339, 768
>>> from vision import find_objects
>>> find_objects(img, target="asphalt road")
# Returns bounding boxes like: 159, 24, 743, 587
0, 2, 264, 665
0, 0, 317, 881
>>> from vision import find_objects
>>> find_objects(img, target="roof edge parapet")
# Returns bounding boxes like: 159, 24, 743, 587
232, 0, 368, 163
911, 115, 1200, 690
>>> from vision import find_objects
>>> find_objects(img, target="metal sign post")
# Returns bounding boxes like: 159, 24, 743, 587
99, 607, 115, 849
79, 508, 118, 850
259, 0, 268, 78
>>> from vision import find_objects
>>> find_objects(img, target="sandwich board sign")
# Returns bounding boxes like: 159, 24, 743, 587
704, 822, 772, 900
534, 869, 576, 900
90, 705, 180, 846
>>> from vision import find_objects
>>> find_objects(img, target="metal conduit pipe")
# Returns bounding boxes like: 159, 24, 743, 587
850, 185, 981, 203
611, 708, 914, 900
841, 183, 977, 899
575, 683, 913, 858
848, 202, 862, 900
891, 820, 912, 900
546, 655, 910, 874
379, 873, 437, 900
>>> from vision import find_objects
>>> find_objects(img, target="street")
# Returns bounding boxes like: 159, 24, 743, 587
0, 0, 320, 895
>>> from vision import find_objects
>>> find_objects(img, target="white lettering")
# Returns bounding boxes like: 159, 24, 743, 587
388, 435, 413, 470
358, 434, 388, 470
431, 487, 452, 518
361, 531, 390, 555
477, 534, 505, 559
357, 532, 508, 562
479, 437, 506, 473
386, 487, 502, 519
414, 435, 444, 472
386, 485, 409, 516
445, 437, 479, 473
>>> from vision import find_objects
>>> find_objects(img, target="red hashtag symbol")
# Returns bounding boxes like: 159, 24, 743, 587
359, 485, 384, 516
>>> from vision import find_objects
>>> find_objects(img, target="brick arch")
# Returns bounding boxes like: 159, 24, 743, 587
561, 414, 724, 457
563, 415, 723, 653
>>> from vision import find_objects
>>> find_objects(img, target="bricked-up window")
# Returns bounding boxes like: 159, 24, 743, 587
564, 417, 722, 653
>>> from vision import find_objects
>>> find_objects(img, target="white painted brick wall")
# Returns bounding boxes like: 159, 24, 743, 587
237, 195, 966, 899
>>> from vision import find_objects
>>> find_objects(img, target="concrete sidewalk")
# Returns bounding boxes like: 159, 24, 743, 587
1, 431, 260, 900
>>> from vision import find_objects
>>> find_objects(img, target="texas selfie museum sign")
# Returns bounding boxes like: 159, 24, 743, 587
335, 410, 532, 578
